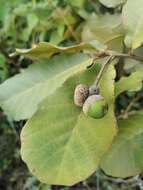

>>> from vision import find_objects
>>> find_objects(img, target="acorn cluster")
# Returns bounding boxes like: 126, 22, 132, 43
74, 84, 108, 119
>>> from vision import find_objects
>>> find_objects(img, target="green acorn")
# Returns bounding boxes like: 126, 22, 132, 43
83, 95, 108, 119
74, 84, 89, 107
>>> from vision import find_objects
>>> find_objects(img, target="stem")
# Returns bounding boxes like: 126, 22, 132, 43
94, 55, 115, 87
89, 55, 115, 95
89, 51, 143, 93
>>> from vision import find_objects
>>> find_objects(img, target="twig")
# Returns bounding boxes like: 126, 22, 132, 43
103, 50, 143, 63
119, 93, 143, 119
94, 55, 115, 87
114, 52, 143, 62
94, 50, 143, 63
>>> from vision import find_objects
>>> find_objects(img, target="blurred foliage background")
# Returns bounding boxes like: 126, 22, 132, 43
0, 0, 143, 189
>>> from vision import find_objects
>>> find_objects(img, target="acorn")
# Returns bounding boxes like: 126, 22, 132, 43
83, 95, 108, 119
74, 84, 89, 107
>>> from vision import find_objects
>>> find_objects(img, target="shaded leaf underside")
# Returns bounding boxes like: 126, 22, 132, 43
12, 40, 107, 59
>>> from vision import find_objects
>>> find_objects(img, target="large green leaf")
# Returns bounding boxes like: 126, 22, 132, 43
0, 53, 92, 120
115, 70, 143, 97
99, 0, 125, 8
21, 63, 117, 185
11, 40, 107, 59
101, 113, 143, 178
123, 0, 143, 49
82, 14, 123, 52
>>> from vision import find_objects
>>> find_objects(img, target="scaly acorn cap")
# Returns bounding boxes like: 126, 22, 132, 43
89, 85, 99, 95
74, 84, 89, 107
83, 95, 108, 119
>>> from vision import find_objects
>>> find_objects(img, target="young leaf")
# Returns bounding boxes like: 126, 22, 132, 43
100, 112, 143, 178
0, 53, 92, 120
99, 0, 125, 8
123, 0, 143, 49
115, 70, 143, 97
11, 40, 107, 59
123, 58, 141, 73
21, 63, 117, 185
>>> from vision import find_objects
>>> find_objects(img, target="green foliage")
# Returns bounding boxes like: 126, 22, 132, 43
115, 70, 143, 97
101, 113, 143, 177
21, 64, 117, 185
82, 13, 123, 52
1, 0, 143, 188
0, 53, 92, 120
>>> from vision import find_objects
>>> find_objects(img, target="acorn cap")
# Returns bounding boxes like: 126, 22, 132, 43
89, 85, 99, 95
